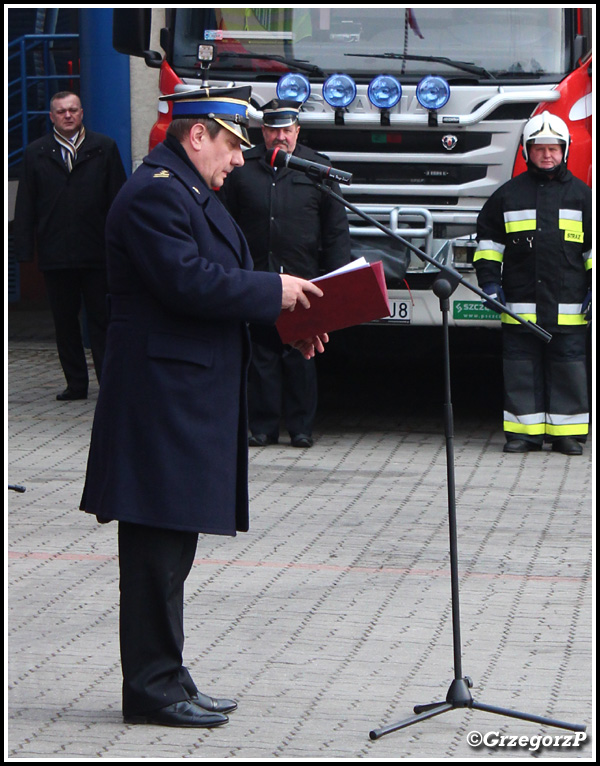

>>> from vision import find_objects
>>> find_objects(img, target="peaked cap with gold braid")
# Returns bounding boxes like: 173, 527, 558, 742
160, 86, 252, 147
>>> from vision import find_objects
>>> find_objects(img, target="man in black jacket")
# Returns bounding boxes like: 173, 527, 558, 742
13, 91, 126, 400
222, 100, 351, 448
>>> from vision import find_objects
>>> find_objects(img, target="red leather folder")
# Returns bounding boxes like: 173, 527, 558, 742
276, 260, 390, 344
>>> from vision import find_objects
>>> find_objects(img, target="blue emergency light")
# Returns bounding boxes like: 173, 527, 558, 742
416, 75, 451, 110
367, 75, 402, 110
276, 73, 311, 103
322, 74, 357, 109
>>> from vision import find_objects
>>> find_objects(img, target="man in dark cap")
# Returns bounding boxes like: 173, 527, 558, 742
80, 87, 326, 728
222, 99, 351, 449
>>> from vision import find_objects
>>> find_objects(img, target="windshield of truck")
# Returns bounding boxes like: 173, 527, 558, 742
171, 7, 568, 81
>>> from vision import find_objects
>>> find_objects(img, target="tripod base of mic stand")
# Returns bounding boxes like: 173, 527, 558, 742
369, 677, 586, 740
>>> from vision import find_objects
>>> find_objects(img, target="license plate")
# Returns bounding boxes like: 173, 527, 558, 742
377, 298, 412, 324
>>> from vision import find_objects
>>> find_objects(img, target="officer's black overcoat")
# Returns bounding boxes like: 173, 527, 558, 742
80, 141, 282, 534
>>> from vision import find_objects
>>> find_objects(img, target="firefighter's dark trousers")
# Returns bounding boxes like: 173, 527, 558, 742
502, 328, 589, 445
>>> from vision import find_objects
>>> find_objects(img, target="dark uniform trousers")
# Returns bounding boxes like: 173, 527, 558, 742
43, 268, 108, 392
248, 329, 318, 439
118, 522, 200, 716
503, 328, 589, 446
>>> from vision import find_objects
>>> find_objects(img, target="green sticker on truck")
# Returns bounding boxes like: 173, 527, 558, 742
453, 301, 501, 321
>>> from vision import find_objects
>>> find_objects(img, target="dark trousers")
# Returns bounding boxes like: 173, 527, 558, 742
43, 268, 108, 392
503, 329, 589, 445
118, 522, 199, 716
248, 335, 318, 439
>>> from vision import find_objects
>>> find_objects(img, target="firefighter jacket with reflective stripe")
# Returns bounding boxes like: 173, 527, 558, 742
474, 166, 592, 332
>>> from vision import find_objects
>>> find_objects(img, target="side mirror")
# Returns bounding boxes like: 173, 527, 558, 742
112, 9, 162, 69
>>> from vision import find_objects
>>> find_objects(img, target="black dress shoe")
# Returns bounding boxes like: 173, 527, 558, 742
124, 700, 229, 728
248, 434, 278, 447
191, 691, 238, 714
503, 439, 541, 453
551, 437, 583, 455
56, 387, 87, 401
291, 434, 313, 448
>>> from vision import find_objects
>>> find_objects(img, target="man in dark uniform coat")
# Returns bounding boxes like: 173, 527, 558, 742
13, 91, 126, 400
221, 100, 351, 448
80, 87, 326, 728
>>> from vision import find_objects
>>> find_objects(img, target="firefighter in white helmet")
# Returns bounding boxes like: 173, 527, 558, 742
474, 112, 592, 455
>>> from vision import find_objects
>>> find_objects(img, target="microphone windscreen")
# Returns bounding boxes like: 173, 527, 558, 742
266, 148, 286, 168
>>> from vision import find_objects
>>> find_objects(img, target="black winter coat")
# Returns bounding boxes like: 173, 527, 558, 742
13, 130, 126, 269
221, 142, 351, 280
80, 141, 282, 534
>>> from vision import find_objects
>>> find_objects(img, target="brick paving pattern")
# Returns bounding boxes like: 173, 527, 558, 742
7, 312, 593, 759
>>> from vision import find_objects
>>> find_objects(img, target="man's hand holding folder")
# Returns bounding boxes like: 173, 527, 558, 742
276, 259, 390, 346
278, 274, 329, 359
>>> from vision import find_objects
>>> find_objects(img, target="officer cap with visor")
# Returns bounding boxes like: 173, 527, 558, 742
160, 86, 252, 147
262, 99, 302, 128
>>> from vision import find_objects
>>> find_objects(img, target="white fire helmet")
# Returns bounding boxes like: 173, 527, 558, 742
522, 111, 570, 164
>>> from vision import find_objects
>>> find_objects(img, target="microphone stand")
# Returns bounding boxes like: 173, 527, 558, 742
312, 179, 586, 740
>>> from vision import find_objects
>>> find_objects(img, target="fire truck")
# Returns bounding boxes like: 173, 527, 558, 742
114, 7, 592, 329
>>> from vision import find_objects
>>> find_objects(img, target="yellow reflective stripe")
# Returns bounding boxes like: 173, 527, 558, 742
559, 208, 583, 227
505, 422, 589, 436
501, 313, 537, 324
558, 303, 587, 325
504, 420, 546, 435
559, 219, 583, 233
505, 220, 536, 233
546, 423, 589, 436
504, 210, 536, 233
558, 313, 587, 326
473, 250, 503, 263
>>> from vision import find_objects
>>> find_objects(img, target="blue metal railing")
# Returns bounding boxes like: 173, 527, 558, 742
8, 33, 80, 167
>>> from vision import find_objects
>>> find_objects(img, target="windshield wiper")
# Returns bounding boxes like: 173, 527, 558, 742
216, 51, 327, 78
345, 52, 495, 80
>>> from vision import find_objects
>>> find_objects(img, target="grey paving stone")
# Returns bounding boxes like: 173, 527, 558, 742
7, 314, 593, 760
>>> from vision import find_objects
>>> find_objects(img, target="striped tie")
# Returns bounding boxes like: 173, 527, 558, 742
54, 126, 86, 172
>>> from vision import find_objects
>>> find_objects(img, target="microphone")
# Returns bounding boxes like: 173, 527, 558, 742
266, 148, 353, 185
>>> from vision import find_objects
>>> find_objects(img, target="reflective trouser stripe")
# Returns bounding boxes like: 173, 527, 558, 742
504, 413, 590, 437
503, 412, 546, 436
546, 422, 590, 436
502, 330, 588, 442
